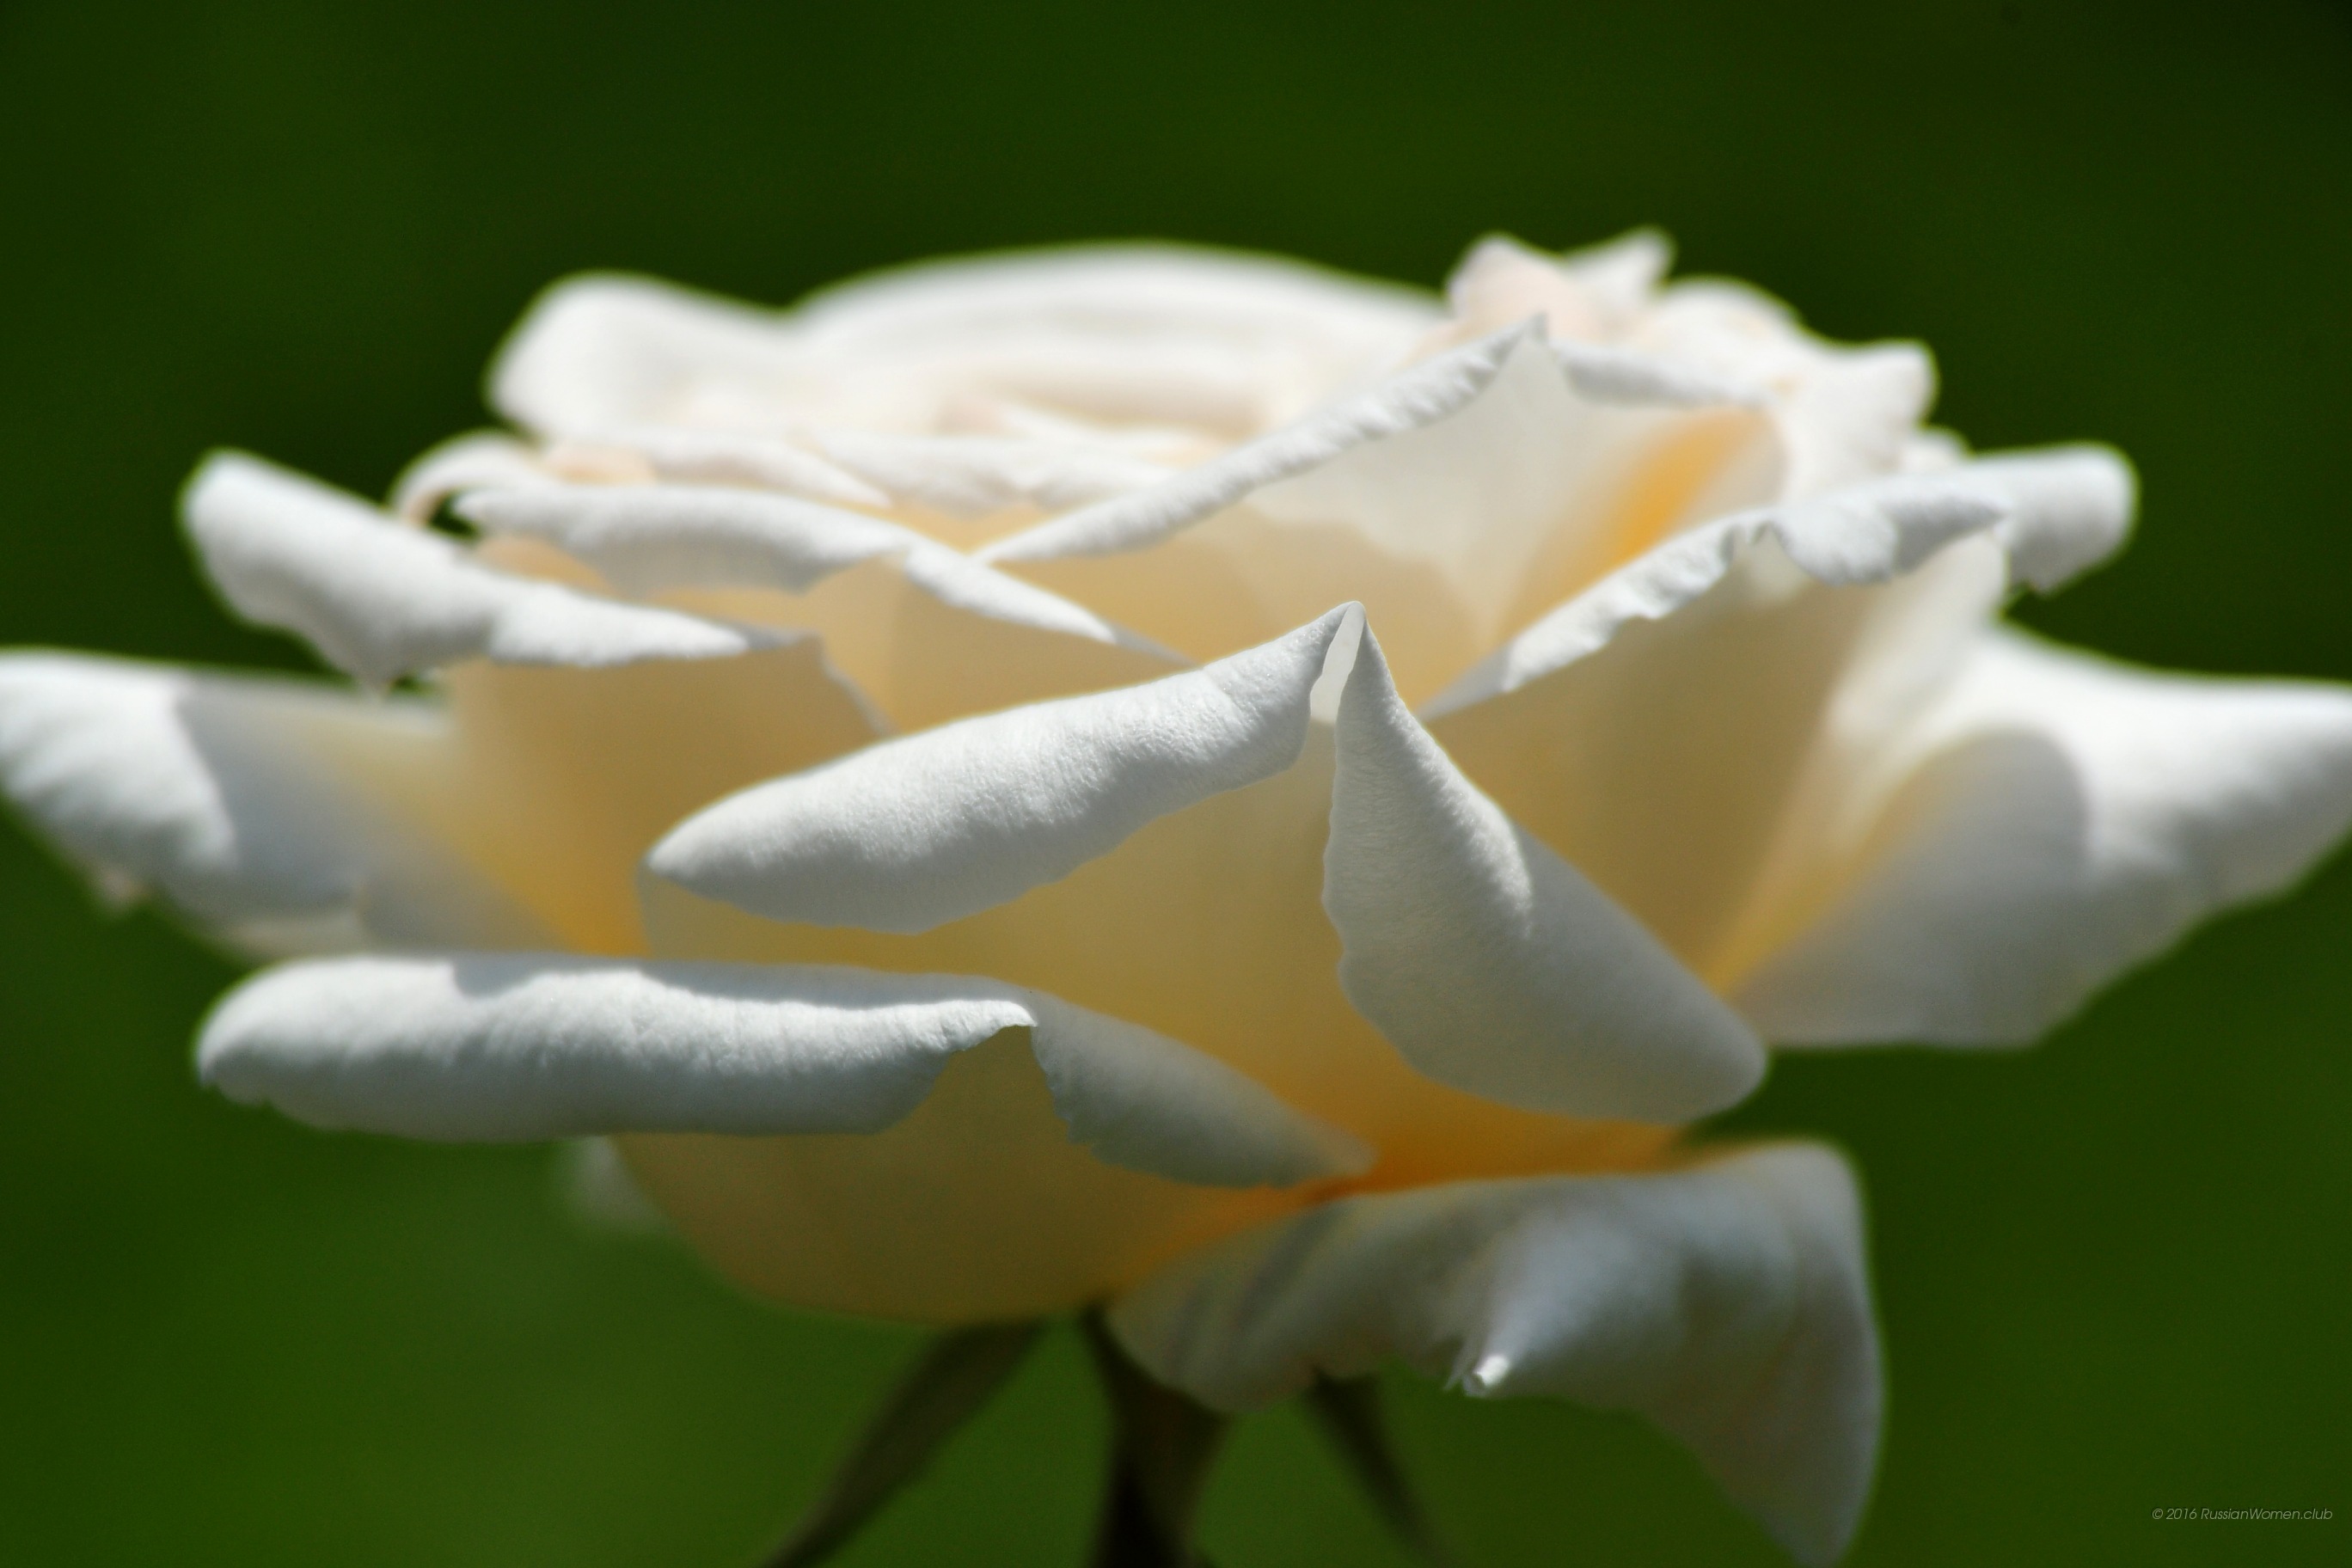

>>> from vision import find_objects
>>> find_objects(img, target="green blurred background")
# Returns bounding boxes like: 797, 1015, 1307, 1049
3, 1, 2347, 1562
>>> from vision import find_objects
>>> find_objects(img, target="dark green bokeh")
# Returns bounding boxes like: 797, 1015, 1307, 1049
2, 2, 2346, 1562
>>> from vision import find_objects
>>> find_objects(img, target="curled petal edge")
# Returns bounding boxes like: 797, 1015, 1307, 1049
197, 952, 1373, 1190
1108, 1143, 1879, 1567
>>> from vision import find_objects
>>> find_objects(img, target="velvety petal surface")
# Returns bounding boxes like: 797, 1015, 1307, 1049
202, 952, 1375, 1320
1424, 448, 2132, 979
1110, 1143, 1878, 1567
987, 329, 1784, 702
0, 653, 544, 952
1732, 627, 2352, 1043
185, 452, 759, 686
198, 952, 1367, 1183
652, 608, 1759, 1128
650, 609, 1352, 933
1325, 628, 1764, 1120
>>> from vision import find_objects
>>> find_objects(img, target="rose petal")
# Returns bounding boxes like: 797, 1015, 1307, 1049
1969, 444, 2136, 591
450, 481, 1161, 652
1441, 230, 1672, 344
491, 251, 1436, 440
426, 642, 882, 952
1325, 627, 1765, 1121
977, 326, 1542, 567
389, 432, 557, 521
185, 452, 760, 686
1732, 627, 2352, 1044
0, 652, 547, 952
648, 607, 1354, 934
1423, 448, 2135, 977
1427, 469, 2013, 717
641, 731, 1683, 1193
197, 952, 1369, 1187
812, 429, 1175, 518
989, 330, 1782, 702
1109, 1143, 1877, 1568
1634, 281, 1936, 499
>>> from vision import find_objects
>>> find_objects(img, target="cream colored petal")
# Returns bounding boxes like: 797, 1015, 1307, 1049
646, 609, 1739, 1140
491, 250, 1436, 441
649, 609, 1352, 933
659, 563, 1183, 736
1424, 475, 2016, 974
185, 452, 758, 686
641, 732, 1681, 1194
422, 644, 884, 954
812, 430, 1174, 518
0, 652, 546, 952
1969, 444, 2136, 591
1553, 340, 1767, 409
1635, 280, 1935, 499
197, 952, 1366, 1185
1326, 628, 1764, 1121
488, 273, 800, 436
389, 432, 555, 521
991, 329, 1783, 702
1440, 230, 1672, 343
787, 244, 1439, 432
453, 481, 1155, 655
1733, 628, 2352, 1044
569, 424, 885, 507
977, 326, 1540, 567
1109, 1143, 1877, 1568
1428, 469, 2020, 714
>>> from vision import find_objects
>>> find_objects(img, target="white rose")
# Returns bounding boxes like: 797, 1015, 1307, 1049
8, 232, 2351, 1565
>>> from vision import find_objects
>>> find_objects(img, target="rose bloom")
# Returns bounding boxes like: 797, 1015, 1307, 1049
7, 232, 2352, 1564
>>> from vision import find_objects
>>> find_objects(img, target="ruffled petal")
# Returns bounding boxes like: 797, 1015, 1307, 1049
1111, 1143, 1877, 1567
648, 607, 1353, 934
1325, 625, 1764, 1120
1633, 280, 1936, 499
1732, 628, 2352, 1044
184, 451, 759, 686
197, 951, 1367, 1184
0, 652, 546, 952
1425, 469, 2014, 715
1422, 476, 2009, 972
986, 328, 1785, 702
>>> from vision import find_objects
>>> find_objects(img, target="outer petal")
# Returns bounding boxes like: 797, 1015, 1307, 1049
202, 952, 1375, 1320
451, 481, 1165, 652
649, 608, 1352, 933
0, 652, 546, 952
184, 452, 758, 686
1325, 626, 1764, 1121
1110, 1143, 1878, 1567
197, 952, 1368, 1185
1422, 449, 2123, 977
1732, 628, 2352, 1043
490, 249, 1436, 440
